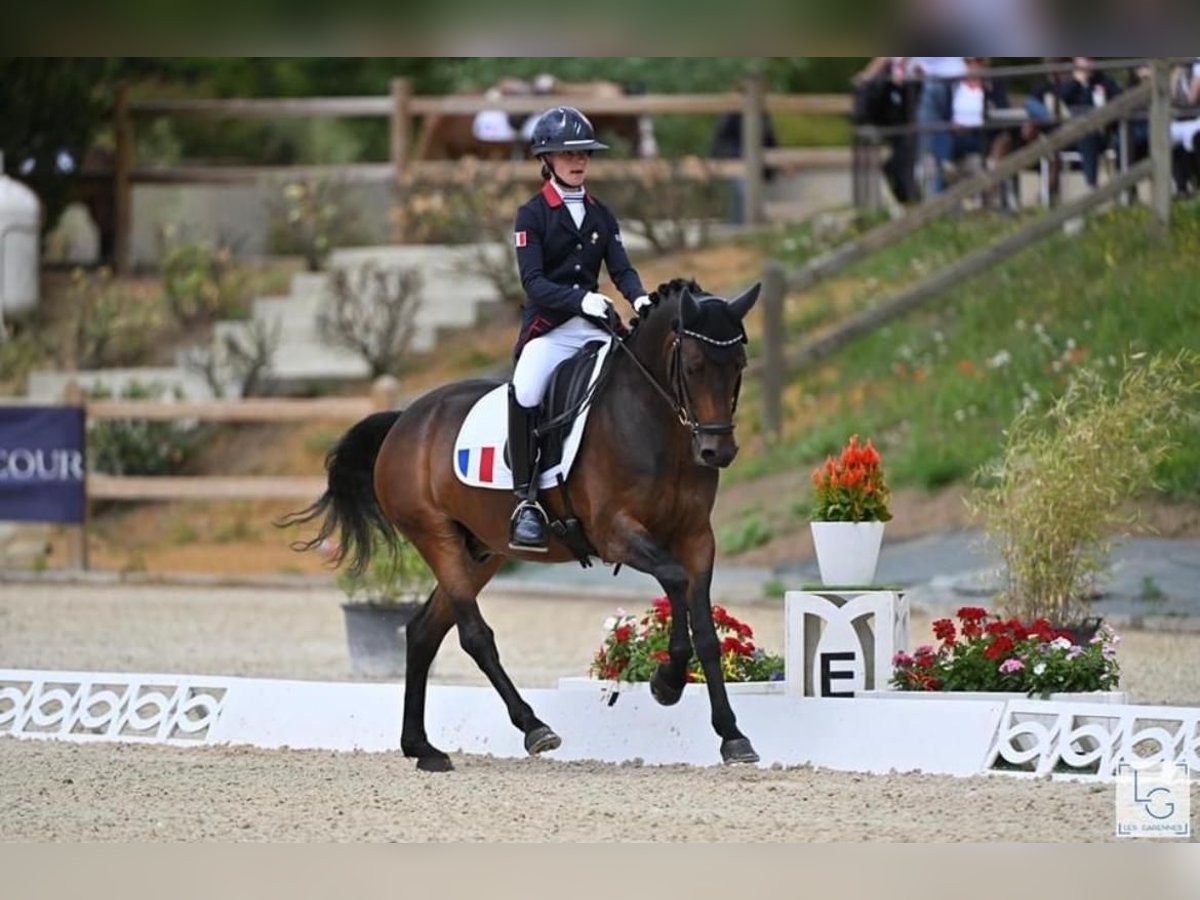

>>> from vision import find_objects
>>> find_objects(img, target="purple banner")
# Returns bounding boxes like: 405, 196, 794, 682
0, 405, 86, 524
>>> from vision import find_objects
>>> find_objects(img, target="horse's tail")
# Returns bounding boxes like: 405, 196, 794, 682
276, 409, 402, 578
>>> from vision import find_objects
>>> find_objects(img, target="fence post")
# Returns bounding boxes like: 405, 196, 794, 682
760, 262, 787, 443
113, 82, 134, 276
1149, 57, 1172, 234
62, 378, 89, 570
372, 375, 402, 411
390, 78, 412, 244
741, 73, 766, 226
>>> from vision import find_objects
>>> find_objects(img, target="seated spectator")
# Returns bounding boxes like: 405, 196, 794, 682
934, 57, 1013, 206
1057, 56, 1123, 189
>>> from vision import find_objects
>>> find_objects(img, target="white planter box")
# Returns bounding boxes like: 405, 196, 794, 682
556, 676, 785, 696
856, 689, 1128, 704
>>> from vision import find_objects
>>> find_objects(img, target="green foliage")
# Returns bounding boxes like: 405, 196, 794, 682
892, 607, 1120, 697
87, 382, 204, 476
0, 59, 114, 232
588, 598, 784, 684
969, 351, 1199, 623
744, 204, 1200, 502
717, 509, 774, 556
160, 238, 253, 326
336, 534, 435, 605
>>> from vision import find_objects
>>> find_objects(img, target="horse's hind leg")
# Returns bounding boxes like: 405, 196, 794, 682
401, 552, 505, 772
400, 585, 460, 772
408, 524, 560, 762
453, 595, 561, 756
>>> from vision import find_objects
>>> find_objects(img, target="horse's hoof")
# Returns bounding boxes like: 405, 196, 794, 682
650, 667, 684, 706
524, 725, 562, 756
720, 737, 760, 765
415, 753, 454, 773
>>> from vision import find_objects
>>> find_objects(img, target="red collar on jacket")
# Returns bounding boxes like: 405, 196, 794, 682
540, 181, 596, 208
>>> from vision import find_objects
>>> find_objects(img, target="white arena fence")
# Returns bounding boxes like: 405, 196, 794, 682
2, 590, 1196, 781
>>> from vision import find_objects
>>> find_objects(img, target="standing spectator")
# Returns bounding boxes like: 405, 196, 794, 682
1058, 56, 1123, 189
910, 56, 967, 196
710, 111, 778, 224
852, 57, 918, 204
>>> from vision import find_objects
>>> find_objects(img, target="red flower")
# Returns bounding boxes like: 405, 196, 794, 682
650, 650, 669, 663
985, 620, 1008, 636
652, 597, 671, 623
983, 635, 1014, 661
957, 607, 988, 622
615, 625, 631, 643
932, 618, 956, 643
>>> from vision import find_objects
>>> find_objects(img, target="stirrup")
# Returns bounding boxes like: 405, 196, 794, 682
509, 500, 549, 553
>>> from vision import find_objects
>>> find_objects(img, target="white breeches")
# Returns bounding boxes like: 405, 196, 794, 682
512, 316, 607, 408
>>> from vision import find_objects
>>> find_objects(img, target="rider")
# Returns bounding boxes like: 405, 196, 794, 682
507, 105, 651, 552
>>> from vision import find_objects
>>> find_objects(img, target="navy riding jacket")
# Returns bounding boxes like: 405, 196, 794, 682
512, 181, 645, 354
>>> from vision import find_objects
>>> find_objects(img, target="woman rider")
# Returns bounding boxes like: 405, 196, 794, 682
508, 106, 650, 552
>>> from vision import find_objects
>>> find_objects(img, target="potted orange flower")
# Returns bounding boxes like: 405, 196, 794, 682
809, 434, 892, 586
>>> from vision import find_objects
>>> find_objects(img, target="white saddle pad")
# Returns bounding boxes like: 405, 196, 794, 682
453, 339, 612, 491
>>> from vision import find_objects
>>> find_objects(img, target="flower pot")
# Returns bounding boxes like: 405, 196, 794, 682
340, 599, 424, 679
810, 521, 886, 587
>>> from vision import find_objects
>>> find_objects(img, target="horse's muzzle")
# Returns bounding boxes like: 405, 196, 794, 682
697, 441, 738, 468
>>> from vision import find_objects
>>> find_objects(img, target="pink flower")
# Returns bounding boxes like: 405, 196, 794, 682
999, 658, 1025, 674
892, 651, 912, 667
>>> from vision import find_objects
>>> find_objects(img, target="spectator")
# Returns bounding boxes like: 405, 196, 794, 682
852, 57, 918, 204
1057, 56, 1123, 189
935, 57, 1013, 207
909, 56, 967, 196
710, 111, 778, 224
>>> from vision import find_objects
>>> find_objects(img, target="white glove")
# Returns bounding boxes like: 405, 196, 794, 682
633, 294, 653, 315
581, 292, 613, 318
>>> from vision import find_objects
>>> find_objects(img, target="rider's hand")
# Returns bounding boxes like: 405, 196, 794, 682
633, 294, 653, 315
581, 292, 613, 318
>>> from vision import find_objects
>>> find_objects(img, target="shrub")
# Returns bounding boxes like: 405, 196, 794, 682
331, 534, 435, 605
969, 351, 1200, 622
318, 263, 422, 377
87, 381, 204, 476
161, 238, 252, 326
267, 177, 363, 271
64, 267, 168, 368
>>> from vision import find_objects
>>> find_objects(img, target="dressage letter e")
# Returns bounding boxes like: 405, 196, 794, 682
820, 651, 856, 698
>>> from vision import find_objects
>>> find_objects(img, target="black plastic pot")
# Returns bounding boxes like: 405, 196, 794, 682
340, 600, 424, 678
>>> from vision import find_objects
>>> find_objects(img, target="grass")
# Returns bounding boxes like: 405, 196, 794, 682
735, 201, 1200, 505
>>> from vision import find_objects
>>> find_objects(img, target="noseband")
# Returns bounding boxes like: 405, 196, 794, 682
606, 317, 744, 438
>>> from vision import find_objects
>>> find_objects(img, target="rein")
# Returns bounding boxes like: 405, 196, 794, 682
600, 316, 740, 437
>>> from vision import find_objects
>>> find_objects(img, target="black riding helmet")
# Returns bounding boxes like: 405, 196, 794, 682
529, 106, 610, 156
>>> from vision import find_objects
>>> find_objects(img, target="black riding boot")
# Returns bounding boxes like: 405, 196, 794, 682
507, 386, 548, 552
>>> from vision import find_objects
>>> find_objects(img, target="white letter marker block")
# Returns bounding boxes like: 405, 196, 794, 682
784, 590, 908, 697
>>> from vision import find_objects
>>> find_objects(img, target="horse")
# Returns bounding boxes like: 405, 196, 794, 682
280, 277, 760, 772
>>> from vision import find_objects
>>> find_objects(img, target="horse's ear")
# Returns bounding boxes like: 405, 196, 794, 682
680, 287, 700, 326
728, 282, 761, 321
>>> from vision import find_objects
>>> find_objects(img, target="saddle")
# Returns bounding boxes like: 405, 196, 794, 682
453, 337, 613, 492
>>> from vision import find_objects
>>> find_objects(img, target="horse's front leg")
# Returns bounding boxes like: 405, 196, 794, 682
677, 529, 759, 765
608, 515, 756, 763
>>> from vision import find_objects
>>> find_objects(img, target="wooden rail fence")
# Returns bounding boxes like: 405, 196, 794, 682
60, 376, 403, 568
113, 78, 853, 272
754, 63, 1175, 441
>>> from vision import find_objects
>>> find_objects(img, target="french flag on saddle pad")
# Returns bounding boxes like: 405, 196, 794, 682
457, 445, 498, 483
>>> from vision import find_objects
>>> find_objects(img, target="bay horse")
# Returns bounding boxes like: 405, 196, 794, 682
280, 278, 760, 771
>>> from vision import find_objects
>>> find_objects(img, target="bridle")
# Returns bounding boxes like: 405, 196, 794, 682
603, 315, 745, 438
